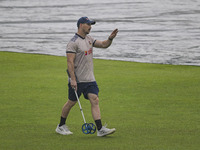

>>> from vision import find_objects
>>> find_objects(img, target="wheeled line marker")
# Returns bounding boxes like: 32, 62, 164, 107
73, 89, 96, 134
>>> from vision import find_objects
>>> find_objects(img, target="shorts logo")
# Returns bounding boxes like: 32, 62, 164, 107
89, 41, 92, 45
85, 48, 92, 55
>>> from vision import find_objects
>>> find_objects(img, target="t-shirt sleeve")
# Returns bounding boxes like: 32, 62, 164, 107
66, 41, 77, 53
93, 39, 96, 46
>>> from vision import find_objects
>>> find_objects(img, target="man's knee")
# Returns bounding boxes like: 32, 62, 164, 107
67, 99, 77, 107
88, 94, 99, 105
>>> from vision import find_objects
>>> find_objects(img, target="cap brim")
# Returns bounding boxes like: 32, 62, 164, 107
87, 20, 96, 25
91, 21, 96, 25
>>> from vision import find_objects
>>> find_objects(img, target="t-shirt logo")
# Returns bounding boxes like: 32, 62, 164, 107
85, 48, 92, 55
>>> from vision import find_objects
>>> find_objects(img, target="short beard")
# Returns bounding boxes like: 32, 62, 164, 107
83, 28, 90, 35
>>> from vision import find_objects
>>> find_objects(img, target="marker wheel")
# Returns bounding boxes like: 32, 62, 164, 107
88, 123, 96, 134
82, 123, 96, 134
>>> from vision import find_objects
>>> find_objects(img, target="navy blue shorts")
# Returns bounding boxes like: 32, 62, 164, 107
68, 81, 99, 101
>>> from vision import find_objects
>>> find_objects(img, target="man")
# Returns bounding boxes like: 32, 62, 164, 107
56, 17, 118, 137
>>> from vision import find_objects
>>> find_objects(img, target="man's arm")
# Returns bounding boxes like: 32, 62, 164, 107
94, 29, 118, 48
67, 53, 77, 91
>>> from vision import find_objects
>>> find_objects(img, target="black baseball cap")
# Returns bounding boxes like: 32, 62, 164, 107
77, 17, 96, 27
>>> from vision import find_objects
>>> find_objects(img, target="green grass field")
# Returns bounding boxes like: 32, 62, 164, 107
0, 52, 200, 150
